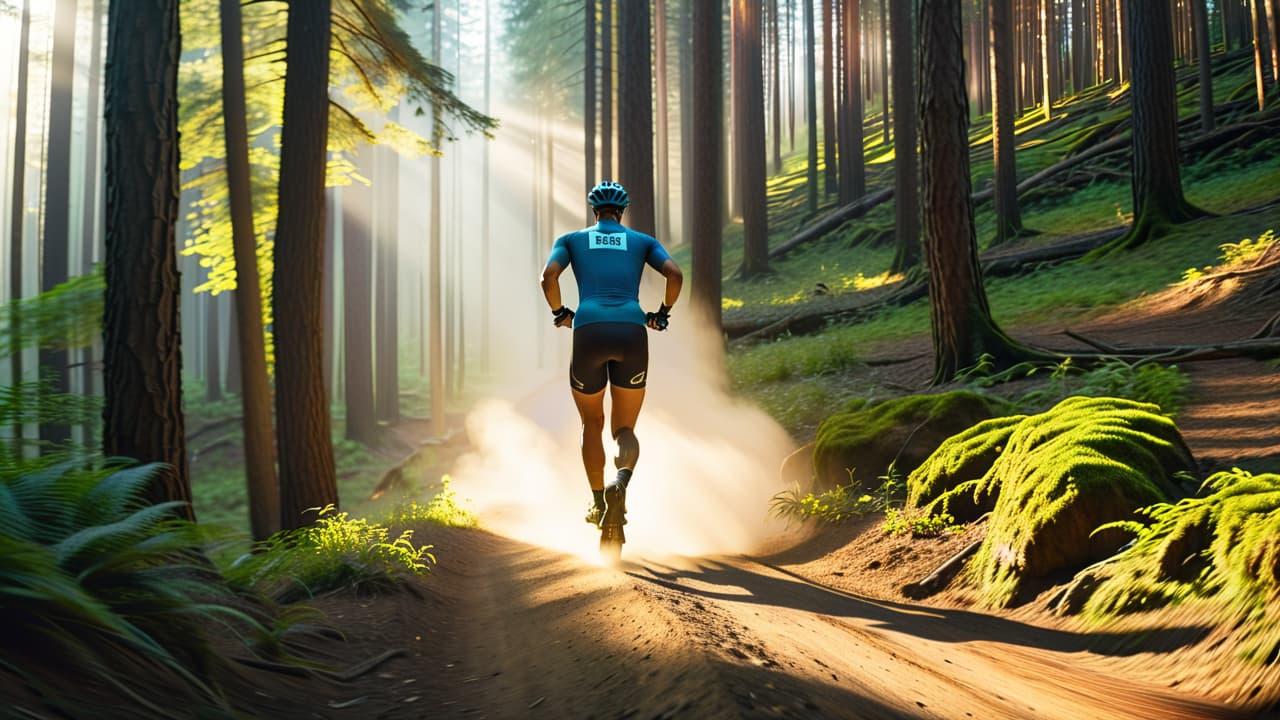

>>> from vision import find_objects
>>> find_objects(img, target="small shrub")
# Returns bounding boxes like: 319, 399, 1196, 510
387, 475, 478, 528
1013, 357, 1191, 416
882, 509, 962, 537
770, 466, 904, 525
228, 506, 435, 603
1181, 228, 1275, 281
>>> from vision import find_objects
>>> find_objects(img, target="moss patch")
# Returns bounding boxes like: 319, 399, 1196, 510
1062, 469, 1280, 663
906, 396, 1196, 608
811, 391, 1012, 491
908, 415, 1027, 521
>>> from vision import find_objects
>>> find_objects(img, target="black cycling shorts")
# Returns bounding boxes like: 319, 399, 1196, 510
570, 322, 649, 394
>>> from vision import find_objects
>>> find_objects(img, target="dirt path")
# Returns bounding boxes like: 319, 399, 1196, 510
330, 527, 1252, 720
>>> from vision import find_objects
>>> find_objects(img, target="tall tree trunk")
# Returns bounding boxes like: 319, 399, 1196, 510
1267, 0, 1280, 83
680, 0, 695, 245
822, 0, 838, 193
80, 0, 106, 443
889, 0, 919, 273
274, 0, 338, 530
1072, 0, 1083, 91
1097, 0, 1202, 254
805, 0, 819, 212
103, 0, 192, 515
376, 144, 400, 424
618, 0, 657, 234
880, 0, 890, 144
789, 0, 797, 151
585, 0, 597, 210
655, 0, 672, 240
837, 0, 864, 203
322, 189, 334, 397
1252, 0, 1272, 109
1115, 0, 1126, 82
343, 166, 375, 446
40, 0, 78, 448
601, 0, 614, 178
989, 0, 1023, 244
691, 0, 724, 329
481, 0, 492, 369
430, 3, 445, 437
205, 292, 221, 402
9, 0, 31, 439
1193, 0, 1215, 131
737, 0, 771, 277
1039, 0, 1052, 120
772, 0, 783, 173
919, 0, 1034, 383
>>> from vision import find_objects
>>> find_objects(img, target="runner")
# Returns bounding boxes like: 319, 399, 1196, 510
539, 180, 683, 555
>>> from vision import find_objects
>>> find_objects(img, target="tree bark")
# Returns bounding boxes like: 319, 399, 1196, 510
822, 0, 838, 194
1096, 0, 1203, 254
205, 292, 221, 402
40, 0, 78, 448
737, 0, 772, 277
376, 144, 400, 424
1071, 0, 1083, 91
691, 0, 724, 330
80, 0, 107, 442
680, 0, 695, 245
585, 0, 596, 218
430, 4, 445, 437
772, 0, 783, 173
919, 0, 1037, 383
1267, 0, 1280, 84
1193, 0, 1215, 132
889, 0, 919, 272
1252, 0, 1272, 109
1039, 0, 1052, 120
789, 0, 797, 151
618, 0, 657, 235
103, 0, 192, 516
9, 0, 31, 435
880, 0, 890, 144
655, 0, 672, 240
989, 0, 1023, 244
601, 0, 614, 179
805, 0, 819, 212
274, 0, 338, 529
837, 0, 865, 204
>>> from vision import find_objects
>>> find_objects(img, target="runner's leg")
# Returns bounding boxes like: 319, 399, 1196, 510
572, 388, 607, 490
609, 386, 645, 471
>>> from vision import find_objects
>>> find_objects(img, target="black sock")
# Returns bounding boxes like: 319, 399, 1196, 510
592, 489, 605, 510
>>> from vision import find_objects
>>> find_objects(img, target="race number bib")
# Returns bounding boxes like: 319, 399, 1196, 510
588, 231, 627, 251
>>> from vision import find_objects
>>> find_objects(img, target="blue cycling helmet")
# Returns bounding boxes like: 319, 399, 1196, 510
587, 180, 630, 209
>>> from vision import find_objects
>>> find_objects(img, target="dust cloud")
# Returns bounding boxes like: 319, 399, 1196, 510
447, 280, 796, 563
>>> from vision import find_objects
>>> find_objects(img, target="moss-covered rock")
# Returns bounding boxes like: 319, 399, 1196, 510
1059, 469, 1280, 662
956, 396, 1196, 608
908, 415, 1027, 521
810, 391, 1011, 491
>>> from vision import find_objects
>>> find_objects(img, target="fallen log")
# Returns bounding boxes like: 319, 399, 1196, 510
769, 188, 895, 261
728, 226, 1126, 341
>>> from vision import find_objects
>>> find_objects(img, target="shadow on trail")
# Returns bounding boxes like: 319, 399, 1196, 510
628, 557, 1213, 658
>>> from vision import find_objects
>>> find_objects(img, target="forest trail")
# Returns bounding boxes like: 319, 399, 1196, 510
339, 527, 1250, 720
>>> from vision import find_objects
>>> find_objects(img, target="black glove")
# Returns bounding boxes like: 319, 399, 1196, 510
552, 305, 575, 328
646, 303, 671, 331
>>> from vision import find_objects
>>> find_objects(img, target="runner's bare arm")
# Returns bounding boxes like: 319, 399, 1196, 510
541, 261, 564, 311
659, 259, 683, 309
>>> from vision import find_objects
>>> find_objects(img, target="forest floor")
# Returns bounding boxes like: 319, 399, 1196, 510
203, 248, 1280, 719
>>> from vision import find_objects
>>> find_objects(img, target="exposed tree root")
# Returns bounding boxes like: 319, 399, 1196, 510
232, 648, 407, 683
902, 539, 984, 600
1061, 330, 1280, 363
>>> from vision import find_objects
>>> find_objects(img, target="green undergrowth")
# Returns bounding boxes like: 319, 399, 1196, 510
906, 396, 1196, 608
1069, 468, 1280, 663
962, 356, 1192, 416
813, 391, 1013, 490
0, 459, 274, 714
771, 464, 904, 526
224, 504, 435, 604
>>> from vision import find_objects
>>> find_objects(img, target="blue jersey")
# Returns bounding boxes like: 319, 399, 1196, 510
546, 219, 672, 328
